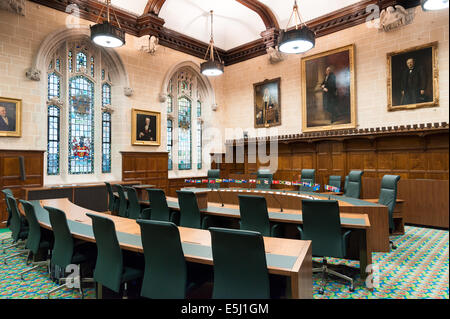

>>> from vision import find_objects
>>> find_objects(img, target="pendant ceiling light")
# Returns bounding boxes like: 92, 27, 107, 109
200, 10, 224, 76
279, 0, 315, 54
91, 0, 125, 48
421, 0, 449, 10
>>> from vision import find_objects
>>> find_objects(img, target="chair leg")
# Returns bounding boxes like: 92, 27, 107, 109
390, 240, 397, 250
327, 268, 354, 292
123, 282, 128, 299
48, 281, 68, 299
4, 249, 29, 265
20, 260, 50, 280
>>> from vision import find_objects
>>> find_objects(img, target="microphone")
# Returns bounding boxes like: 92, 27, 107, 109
19, 156, 26, 181
215, 189, 224, 207
271, 192, 283, 212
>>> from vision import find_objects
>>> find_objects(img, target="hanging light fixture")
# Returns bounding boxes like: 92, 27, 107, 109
278, 0, 315, 54
91, 0, 125, 48
200, 10, 224, 76
421, 0, 449, 10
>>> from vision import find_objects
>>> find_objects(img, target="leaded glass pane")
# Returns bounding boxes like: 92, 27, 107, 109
102, 112, 111, 173
48, 73, 60, 99
197, 100, 201, 117
102, 83, 111, 106
76, 52, 87, 72
90, 56, 95, 77
68, 50, 73, 72
47, 105, 60, 175
178, 97, 191, 170
68, 75, 94, 174
167, 95, 172, 113
167, 119, 173, 170
197, 122, 202, 169
56, 58, 60, 72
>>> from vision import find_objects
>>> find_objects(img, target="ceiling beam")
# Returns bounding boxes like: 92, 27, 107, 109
143, 0, 166, 16
235, 0, 279, 30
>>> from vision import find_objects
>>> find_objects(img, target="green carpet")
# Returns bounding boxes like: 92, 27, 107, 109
0, 226, 448, 299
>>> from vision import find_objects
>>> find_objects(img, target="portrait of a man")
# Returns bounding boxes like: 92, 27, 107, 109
0, 97, 21, 137
254, 78, 281, 128
388, 42, 438, 111
301, 45, 356, 132
131, 108, 160, 146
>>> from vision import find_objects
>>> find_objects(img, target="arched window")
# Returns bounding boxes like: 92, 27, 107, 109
166, 68, 206, 174
46, 40, 115, 177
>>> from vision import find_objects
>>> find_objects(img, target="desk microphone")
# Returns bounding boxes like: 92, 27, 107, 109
216, 189, 225, 207
271, 192, 283, 212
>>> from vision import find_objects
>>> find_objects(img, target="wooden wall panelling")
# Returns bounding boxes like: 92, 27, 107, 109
121, 152, 168, 194
0, 150, 44, 227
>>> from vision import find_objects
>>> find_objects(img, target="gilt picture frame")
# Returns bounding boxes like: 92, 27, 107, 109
0, 96, 21, 137
254, 77, 281, 128
131, 108, 161, 146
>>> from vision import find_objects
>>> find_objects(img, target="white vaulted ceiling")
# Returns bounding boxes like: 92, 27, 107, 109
109, 0, 364, 50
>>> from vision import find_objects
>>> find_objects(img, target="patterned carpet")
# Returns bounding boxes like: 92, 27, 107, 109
0, 226, 448, 299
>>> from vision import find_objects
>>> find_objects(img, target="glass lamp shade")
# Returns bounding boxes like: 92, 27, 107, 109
200, 59, 224, 76
90, 22, 125, 48
278, 27, 315, 54
421, 0, 449, 10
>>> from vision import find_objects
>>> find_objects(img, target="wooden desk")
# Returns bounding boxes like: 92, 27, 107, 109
364, 198, 405, 235
23, 181, 139, 213
26, 198, 313, 299
130, 184, 156, 201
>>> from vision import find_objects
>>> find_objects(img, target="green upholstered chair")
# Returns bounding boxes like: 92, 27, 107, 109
1, 188, 13, 228
176, 190, 210, 229
256, 169, 272, 189
2, 196, 29, 262
328, 175, 342, 189
344, 170, 364, 198
45, 206, 95, 299
114, 184, 128, 218
299, 169, 316, 192
238, 195, 281, 237
378, 175, 401, 249
105, 182, 118, 213
145, 188, 176, 222
18, 200, 52, 279
209, 227, 270, 299
207, 169, 221, 189
124, 187, 142, 220
298, 199, 354, 293
136, 219, 187, 299
86, 213, 143, 299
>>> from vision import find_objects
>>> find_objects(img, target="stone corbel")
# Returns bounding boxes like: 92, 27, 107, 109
46, 97, 63, 108
124, 87, 134, 97
167, 113, 174, 120
159, 93, 167, 103
102, 104, 114, 114
0, 0, 26, 16
211, 103, 218, 112
25, 67, 41, 81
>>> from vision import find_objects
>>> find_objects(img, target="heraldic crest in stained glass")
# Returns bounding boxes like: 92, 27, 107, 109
71, 94, 91, 114
72, 136, 91, 159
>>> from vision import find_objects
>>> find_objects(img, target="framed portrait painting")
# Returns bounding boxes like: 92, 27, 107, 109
131, 108, 160, 146
0, 97, 21, 137
254, 78, 281, 128
301, 44, 356, 132
387, 42, 438, 111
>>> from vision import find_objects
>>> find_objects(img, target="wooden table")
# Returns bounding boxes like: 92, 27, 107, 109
25, 198, 313, 299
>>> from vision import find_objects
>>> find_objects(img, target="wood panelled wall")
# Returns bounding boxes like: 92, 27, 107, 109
213, 131, 449, 228
121, 152, 169, 193
0, 150, 44, 227
168, 177, 207, 197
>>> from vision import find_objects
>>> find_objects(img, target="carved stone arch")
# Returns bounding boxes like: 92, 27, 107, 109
160, 60, 216, 111
27, 26, 132, 96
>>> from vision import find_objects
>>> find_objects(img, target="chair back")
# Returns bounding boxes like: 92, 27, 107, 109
146, 189, 171, 222
238, 195, 271, 237
209, 227, 270, 299
301, 199, 346, 258
19, 200, 42, 254
124, 186, 141, 219
344, 170, 364, 198
176, 190, 202, 228
114, 184, 128, 218
378, 175, 401, 230
328, 175, 342, 189
86, 213, 123, 293
1, 189, 13, 226
136, 219, 187, 299
299, 169, 316, 191
5, 195, 24, 242
104, 182, 115, 212
207, 169, 221, 189
256, 169, 272, 189
45, 206, 74, 269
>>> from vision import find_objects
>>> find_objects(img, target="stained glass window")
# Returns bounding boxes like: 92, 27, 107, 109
76, 52, 87, 72
197, 100, 201, 117
56, 58, 60, 72
68, 50, 73, 72
167, 119, 173, 170
48, 73, 60, 99
178, 97, 191, 170
102, 112, 111, 173
102, 83, 112, 173
197, 121, 202, 169
102, 69, 105, 80
167, 95, 172, 113
90, 56, 95, 77
47, 105, 60, 175
68, 75, 94, 174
